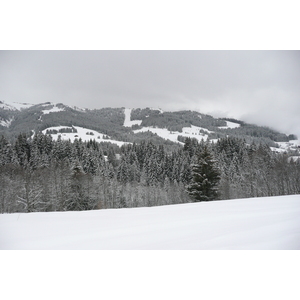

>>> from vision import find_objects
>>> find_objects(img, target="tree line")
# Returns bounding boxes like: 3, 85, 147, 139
0, 133, 299, 213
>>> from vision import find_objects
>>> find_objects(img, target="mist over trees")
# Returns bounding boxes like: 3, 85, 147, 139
0, 132, 299, 214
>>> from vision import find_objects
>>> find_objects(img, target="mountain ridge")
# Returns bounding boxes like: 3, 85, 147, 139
0, 100, 299, 154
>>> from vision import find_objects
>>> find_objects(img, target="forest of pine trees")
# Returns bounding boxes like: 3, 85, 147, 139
0, 133, 299, 213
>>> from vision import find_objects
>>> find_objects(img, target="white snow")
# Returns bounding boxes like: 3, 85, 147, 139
69, 105, 86, 112
270, 147, 287, 153
219, 120, 241, 129
0, 102, 16, 110
41, 103, 86, 113
134, 125, 212, 144
0, 101, 35, 111
149, 107, 164, 113
39, 104, 65, 120
42, 125, 129, 146
270, 139, 300, 155
0, 117, 13, 127
1, 194, 299, 250
123, 108, 142, 127
276, 140, 300, 150
41, 105, 65, 115
288, 156, 300, 163
123, 107, 164, 128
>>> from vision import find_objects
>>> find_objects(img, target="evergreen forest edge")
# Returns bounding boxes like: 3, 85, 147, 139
1, 132, 299, 213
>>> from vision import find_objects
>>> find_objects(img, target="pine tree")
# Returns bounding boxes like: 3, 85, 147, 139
186, 145, 221, 201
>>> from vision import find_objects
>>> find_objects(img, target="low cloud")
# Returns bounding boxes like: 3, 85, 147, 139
1, 50, 299, 136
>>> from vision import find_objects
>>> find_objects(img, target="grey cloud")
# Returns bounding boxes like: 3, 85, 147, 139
0, 50, 299, 136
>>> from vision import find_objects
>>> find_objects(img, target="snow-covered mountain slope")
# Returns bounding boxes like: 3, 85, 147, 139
38, 103, 66, 121
41, 104, 65, 115
0, 117, 14, 128
276, 140, 300, 151
149, 107, 164, 113
218, 120, 241, 129
123, 108, 142, 127
0, 100, 35, 111
1, 195, 299, 250
1, 100, 299, 154
125, 107, 213, 143
133, 125, 211, 144
42, 125, 129, 146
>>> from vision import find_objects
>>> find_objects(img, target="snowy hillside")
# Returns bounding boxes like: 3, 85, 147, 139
0, 117, 13, 128
1, 101, 299, 155
218, 120, 241, 129
123, 108, 142, 127
134, 125, 211, 144
41, 104, 65, 115
123, 108, 212, 144
42, 125, 129, 146
0, 100, 35, 110
1, 195, 299, 250
275, 140, 300, 152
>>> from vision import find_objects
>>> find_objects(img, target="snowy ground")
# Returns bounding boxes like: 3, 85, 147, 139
1, 195, 299, 250
218, 120, 241, 129
42, 125, 129, 146
270, 139, 300, 155
0, 100, 35, 111
41, 104, 65, 115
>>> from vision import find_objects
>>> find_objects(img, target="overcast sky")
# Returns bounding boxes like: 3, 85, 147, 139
1, 50, 299, 137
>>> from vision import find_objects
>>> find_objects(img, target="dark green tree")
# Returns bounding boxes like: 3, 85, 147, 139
186, 145, 221, 201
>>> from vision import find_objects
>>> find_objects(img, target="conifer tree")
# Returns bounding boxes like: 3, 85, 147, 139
186, 145, 221, 201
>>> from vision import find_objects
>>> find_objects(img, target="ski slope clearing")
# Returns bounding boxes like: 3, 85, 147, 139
219, 120, 241, 129
41, 104, 65, 115
123, 108, 142, 127
1, 195, 299, 250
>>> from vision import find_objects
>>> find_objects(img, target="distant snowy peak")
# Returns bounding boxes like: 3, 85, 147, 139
69, 105, 87, 112
38, 102, 85, 113
0, 100, 87, 113
149, 107, 163, 113
0, 101, 16, 111
0, 100, 36, 111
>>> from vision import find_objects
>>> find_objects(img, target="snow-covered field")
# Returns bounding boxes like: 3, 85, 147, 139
270, 139, 300, 154
124, 108, 211, 143
42, 125, 129, 146
1, 195, 299, 250
133, 125, 211, 144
